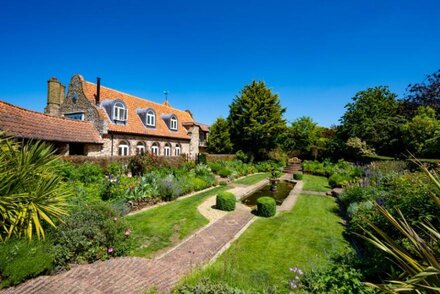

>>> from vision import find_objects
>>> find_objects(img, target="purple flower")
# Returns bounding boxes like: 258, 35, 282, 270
108, 247, 114, 254
298, 269, 303, 275
290, 279, 297, 289
289, 266, 298, 272
376, 198, 385, 206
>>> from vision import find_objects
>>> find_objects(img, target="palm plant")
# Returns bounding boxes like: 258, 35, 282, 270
0, 136, 71, 241
360, 159, 440, 293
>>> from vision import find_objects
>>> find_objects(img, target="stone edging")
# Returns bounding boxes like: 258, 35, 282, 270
127, 173, 266, 216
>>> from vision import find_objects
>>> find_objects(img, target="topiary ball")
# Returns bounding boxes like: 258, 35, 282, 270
257, 197, 276, 217
216, 192, 236, 211
293, 173, 303, 181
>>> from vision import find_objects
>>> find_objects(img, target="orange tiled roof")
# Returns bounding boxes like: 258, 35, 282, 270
0, 100, 102, 144
82, 80, 194, 140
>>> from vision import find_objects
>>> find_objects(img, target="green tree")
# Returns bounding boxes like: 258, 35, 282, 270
280, 116, 319, 156
228, 81, 286, 159
401, 69, 440, 118
339, 86, 404, 155
0, 137, 71, 241
207, 117, 233, 154
401, 106, 440, 157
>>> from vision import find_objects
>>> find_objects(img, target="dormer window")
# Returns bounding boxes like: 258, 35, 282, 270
113, 102, 127, 122
146, 109, 156, 127
170, 115, 178, 130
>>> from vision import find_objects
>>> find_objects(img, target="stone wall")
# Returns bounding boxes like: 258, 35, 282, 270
187, 125, 200, 159
59, 74, 108, 134
206, 154, 236, 162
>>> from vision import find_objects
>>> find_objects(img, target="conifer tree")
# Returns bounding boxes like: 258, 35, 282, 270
207, 117, 233, 154
228, 81, 286, 159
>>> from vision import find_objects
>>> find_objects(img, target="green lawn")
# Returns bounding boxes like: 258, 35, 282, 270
126, 186, 228, 257
180, 195, 348, 292
234, 173, 268, 185
302, 174, 330, 192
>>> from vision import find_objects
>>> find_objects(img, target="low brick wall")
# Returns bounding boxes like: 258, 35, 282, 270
206, 154, 236, 162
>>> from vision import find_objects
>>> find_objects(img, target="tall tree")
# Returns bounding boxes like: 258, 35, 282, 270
280, 116, 319, 156
339, 86, 404, 155
207, 117, 233, 154
228, 81, 286, 159
401, 69, 440, 118
401, 106, 440, 157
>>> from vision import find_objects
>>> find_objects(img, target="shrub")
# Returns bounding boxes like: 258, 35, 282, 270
197, 153, 207, 165
328, 173, 350, 188
0, 238, 54, 287
268, 148, 288, 166
300, 264, 375, 293
176, 279, 252, 294
218, 168, 233, 178
52, 201, 132, 267
216, 192, 236, 211
236, 150, 251, 163
75, 163, 104, 184
293, 173, 303, 181
158, 174, 182, 201
257, 197, 276, 217
208, 162, 222, 173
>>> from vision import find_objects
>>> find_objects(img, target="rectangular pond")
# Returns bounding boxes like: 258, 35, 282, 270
241, 180, 296, 207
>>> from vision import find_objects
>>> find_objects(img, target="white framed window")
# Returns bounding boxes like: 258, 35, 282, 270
175, 144, 181, 156
64, 112, 84, 120
118, 141, 129, 156
113, 102, 128, 122
151, 142, 160, 156
164, 143, 171, 157
170, 115, 178, 130
136, 142, 146, 155
146, 110, 155, 127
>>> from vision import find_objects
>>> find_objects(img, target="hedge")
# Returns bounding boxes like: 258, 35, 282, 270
293, 173, 303, 181
257, 197, 276, 217
216, 192, 236, 211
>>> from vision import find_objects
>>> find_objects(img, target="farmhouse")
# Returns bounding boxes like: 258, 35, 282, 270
0, 74, 209, 158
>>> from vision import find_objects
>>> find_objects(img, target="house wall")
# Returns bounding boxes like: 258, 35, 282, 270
59, 75, 108, 134
86, 133, 190, 157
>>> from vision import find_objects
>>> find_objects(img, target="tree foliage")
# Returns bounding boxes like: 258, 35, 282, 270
401, 106, 440, 157
207, 118, 233, 154
280, 116, 319, 156
228, 81, 286, 159
339, 86, 403, 155
402, 69, 440, 118
0, 137, 70, 241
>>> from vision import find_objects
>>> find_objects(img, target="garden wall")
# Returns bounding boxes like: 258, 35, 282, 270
206, 154, 236, 162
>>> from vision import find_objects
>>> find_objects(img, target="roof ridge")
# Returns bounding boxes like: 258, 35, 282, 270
84, 81, 188, 114
0, 100, 95, 125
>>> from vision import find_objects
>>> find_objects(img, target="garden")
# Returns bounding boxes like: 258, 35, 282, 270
1, 69, 440, 293
0, 136, 281, 288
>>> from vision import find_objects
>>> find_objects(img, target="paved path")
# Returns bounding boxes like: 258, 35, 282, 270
2, 209, 253, 294
301, 190, 329, 196
2, 174, 302, 294
2, 180, 267, 294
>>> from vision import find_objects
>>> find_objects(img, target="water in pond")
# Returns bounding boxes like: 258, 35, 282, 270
241, 180, 296, 207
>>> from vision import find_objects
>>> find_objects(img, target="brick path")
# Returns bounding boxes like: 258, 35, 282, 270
2, 175, 300, 294
2, 201, 254, 294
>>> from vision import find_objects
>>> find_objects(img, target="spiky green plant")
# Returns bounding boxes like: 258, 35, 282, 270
0, 136, 70, 241
359, 158, 440, 293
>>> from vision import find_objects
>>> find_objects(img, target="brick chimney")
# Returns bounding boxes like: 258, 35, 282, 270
44, 77, 65, 115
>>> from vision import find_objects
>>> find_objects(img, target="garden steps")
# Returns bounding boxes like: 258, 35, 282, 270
283, 163, 302, 174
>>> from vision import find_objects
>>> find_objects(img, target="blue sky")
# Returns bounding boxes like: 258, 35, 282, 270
0, 0, 439, 127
